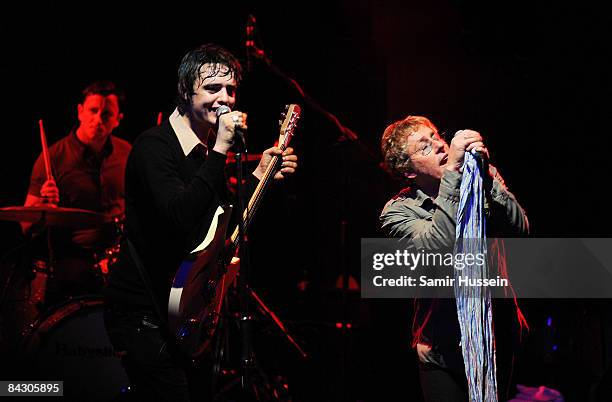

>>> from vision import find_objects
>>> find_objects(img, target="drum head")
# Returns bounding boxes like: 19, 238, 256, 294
22, 297, 129, 401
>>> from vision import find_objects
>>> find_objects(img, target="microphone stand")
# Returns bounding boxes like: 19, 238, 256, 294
248, 44, 379, 161
211, 101, 308, 399
247, 33, 378, 402
232, 131, 256, 394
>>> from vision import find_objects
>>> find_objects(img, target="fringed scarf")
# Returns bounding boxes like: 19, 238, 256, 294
454, 153, 498, 401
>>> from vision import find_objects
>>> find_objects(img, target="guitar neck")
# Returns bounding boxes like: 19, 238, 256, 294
226, 103, 300, 256
229, 145, 285, 251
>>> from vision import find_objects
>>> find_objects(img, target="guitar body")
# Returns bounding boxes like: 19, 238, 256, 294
168, 205, 235, 360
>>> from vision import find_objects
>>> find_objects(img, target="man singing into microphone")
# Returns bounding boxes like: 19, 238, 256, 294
104, 43, 297, 401
379, 115, 528, 401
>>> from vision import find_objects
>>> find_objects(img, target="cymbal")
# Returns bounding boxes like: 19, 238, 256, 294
0, 206, 111, 228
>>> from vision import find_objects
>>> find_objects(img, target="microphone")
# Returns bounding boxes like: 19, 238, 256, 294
215, 105, 231, 134
471, 149, 485, 164
452, 130, 485, 164
465, 149, 486, 181
215, 105, 246, 152
216, 105, 231, 118
451, 131, 492, 202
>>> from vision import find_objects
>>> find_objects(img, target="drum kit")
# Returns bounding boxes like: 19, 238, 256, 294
0, 205, 129, 401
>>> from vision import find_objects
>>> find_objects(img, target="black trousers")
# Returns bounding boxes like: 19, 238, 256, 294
103, 304, 193, 401
419, 361, 468, 402
418, 347, 515, 402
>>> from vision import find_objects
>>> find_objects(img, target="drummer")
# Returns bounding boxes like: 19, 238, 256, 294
22, 81, 131, 304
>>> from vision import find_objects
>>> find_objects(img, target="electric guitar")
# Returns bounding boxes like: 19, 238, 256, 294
167, 104, 301, 360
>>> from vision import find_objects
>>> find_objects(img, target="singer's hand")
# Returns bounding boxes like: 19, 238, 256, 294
446, 129, 487, 172
39, 178, 60, 206
213, 111, 247, 155
253, 147, 298, 181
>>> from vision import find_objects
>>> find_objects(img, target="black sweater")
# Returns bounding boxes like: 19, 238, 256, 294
105, 120, 254, 309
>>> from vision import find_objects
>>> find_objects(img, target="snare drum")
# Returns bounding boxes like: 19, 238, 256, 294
21, 296, 130, 401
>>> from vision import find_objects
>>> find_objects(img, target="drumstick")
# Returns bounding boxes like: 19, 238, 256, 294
156, 112, 163, 126
38, 119, 53, 181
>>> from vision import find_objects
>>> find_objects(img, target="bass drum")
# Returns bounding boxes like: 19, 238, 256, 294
22, 296, 130, 401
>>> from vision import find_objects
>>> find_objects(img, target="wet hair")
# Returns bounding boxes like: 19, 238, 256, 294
176, 43, 243, 114
380, 115, 438, 177
81, 81, 125, 109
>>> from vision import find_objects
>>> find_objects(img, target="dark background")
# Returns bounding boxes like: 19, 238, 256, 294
1, 1, 611, 400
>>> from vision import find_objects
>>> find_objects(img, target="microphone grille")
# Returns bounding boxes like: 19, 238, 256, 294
216, 105, 231, 117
